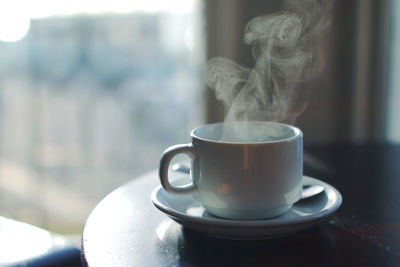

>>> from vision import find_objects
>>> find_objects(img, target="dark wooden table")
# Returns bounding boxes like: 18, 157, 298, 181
82, 143, 400, 266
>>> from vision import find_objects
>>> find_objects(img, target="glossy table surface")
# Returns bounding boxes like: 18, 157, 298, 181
82, 143, 400, 267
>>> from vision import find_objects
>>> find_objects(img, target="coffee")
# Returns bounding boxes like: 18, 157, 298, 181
194, 121, 296, 143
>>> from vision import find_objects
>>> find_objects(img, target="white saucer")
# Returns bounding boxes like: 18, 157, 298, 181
151, 176, 342, 240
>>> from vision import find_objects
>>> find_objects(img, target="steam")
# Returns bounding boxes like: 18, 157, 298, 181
205, 0, 333, 125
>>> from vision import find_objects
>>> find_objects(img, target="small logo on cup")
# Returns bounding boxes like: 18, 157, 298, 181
218, 183, 231, 195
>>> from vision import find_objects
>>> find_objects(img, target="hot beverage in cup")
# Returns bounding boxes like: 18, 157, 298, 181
159, 121, 303, 220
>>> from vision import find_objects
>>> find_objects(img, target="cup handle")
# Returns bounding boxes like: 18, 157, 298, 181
159, 144, 197, 194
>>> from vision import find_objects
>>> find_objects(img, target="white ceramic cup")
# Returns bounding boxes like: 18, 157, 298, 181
159, 121, 303, 220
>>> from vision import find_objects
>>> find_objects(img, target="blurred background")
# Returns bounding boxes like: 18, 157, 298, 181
0, 0, 399, 236
0, 0, 204, 234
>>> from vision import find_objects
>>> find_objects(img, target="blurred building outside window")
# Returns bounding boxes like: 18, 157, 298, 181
0, 0, 204, 234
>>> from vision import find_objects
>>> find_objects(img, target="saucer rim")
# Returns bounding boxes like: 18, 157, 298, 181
151, 176, 342, 227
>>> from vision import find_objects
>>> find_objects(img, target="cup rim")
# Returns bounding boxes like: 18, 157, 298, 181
190, 121, 302, 145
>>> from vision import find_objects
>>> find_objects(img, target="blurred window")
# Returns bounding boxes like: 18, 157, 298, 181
388, 0, 400, 142
0, 1, 204, 233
